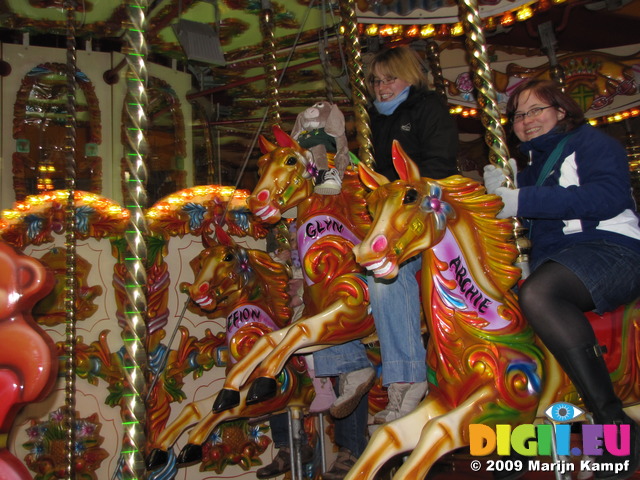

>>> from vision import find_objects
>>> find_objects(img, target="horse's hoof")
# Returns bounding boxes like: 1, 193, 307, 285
176, 444, 203, 468
145, 448, 169, 470
212, 388, 240, 412
246, 377, 277, 405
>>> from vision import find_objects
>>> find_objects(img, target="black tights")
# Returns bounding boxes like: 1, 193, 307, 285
518, 261, 597, 355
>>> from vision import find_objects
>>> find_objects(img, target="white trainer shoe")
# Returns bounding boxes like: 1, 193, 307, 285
373, 381, 428, 424
329, 367, 376, 419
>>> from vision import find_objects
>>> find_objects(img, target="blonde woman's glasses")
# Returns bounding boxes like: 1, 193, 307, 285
370, 77, 397, 88
512, 105, 554, 123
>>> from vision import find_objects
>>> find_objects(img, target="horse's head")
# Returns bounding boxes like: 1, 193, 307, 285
353, 141, 455, 279
181, 225, 253, 313
248, 125, 315, 223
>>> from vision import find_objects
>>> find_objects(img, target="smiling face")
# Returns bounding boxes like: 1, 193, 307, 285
372, 65, 411, 103
512, 90, 566, 142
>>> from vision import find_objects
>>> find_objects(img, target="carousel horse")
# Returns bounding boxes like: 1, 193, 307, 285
344, 141, 640, 480
145, 225, 314, 469
0, 241, 57, 480
211, 125, 374, 413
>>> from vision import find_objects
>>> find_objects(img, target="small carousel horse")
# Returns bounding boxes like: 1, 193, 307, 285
145, 225, 314, 469
345, 141, 640, 480
0, 241, 57, 480
211, 125, 374, 412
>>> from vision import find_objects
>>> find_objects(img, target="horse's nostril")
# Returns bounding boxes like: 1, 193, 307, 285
372, 235, 388, 253
256, 190, 270, 202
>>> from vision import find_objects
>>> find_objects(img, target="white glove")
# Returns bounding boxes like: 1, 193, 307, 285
483, 159, 518, 194
494, 186, 519, 219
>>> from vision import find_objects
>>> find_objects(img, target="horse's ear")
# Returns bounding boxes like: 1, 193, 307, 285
214, 224, 234, 247
259, 134, 277, 154
202, 227, 216, 248
392, 140, 421, 182
272, 125, 300, 149
358, 161, 390, 190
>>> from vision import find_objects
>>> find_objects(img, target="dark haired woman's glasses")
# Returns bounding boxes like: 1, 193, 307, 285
512, 105, 554, 123
369, 77, 397, 88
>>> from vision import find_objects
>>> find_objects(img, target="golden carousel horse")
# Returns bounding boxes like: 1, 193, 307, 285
145, 225, 314, 470
344, 141, 640, 480
211, 125, 375, 413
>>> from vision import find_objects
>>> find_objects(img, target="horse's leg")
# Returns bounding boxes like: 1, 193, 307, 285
246, 301, 365, 403
152, 396, 215, 450
177, 389, 260, 467
254, 301, 357, 379
392, 386, 497, 480
146, 394, 216, 469
213, 328, 289, 411
343, 395, 448, 480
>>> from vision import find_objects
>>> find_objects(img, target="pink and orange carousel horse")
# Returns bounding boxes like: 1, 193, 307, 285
345, 142, 640, 480
145, 225, 314, 470
209, 126, 375, 414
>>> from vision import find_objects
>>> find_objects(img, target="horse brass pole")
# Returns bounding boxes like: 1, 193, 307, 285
459, 0, 531, 276
339, 0, 374, 167
425, 39, 448, 103
121, 0, 150, 478
63, 1, 78, 478
261, 0, 281, 127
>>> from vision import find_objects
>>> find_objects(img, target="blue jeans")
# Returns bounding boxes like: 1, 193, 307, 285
312, 341, 371, 377
268, 390, 370, 457
269, 346, 370, 456
367, 254, 426, 386
313, 342, 371, 456
333, 382, 369, 456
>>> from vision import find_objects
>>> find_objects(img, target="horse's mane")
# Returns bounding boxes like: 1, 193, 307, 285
439, 175, 522, 292
336, 165, 372, 238
246, 248, 293, 328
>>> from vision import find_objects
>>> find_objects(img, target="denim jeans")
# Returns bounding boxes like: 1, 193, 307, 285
269, 344, 370, 456
333, 382, 369, 457
312, 341, 371, 377
367, 254, 427, 386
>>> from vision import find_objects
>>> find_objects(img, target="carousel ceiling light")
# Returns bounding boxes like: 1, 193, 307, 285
172, 19, 226, 66
420, 24, 436, 37
437, 24, 450, 38
406, 25, 420, 37
380, 24, 395, 36
501, 11, 515, 26
484, 17, 497, 30
366, 24, 379, 36
516, 6, 534, 21
450, 22, 465, 36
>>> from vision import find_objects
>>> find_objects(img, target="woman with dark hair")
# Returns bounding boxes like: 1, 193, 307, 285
485, 79, 640, 480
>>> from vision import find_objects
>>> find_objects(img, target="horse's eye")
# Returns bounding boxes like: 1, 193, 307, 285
285, 156, 297, 166
223, 253, 234, 262
403, 188, 419, 204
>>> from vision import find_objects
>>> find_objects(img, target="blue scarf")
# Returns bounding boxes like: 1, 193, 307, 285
374, 86, 410, 115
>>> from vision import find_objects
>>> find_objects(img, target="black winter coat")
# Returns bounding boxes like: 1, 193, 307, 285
368, 86, 459, 181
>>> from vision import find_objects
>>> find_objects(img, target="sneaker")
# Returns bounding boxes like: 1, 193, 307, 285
329, 367, 376, 419
256, 445, 314, 479
373, 381, 428, 424
310, 375, 337, 413
314, 168, 342, 195
323, 447, 357, 480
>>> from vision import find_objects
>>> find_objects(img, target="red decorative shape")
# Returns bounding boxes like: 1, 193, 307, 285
0, 241, 57, 479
